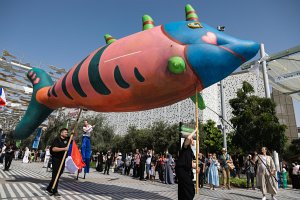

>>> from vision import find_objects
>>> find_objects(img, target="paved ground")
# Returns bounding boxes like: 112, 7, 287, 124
0, 161, 299, 200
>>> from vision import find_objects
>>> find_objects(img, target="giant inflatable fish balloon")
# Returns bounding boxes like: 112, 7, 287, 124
15, 5, 259, 139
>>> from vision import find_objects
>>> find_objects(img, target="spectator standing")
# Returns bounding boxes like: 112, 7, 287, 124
133, 149, 141, 178
139, 149, 147, 180
158, 154, 165, 182
22, 147, 30, 163
292, 162, 300, 189
0, 143, 6, 167
198, 152, 206, 188
4, 144, 14, 171
43, 146, 51, 168
207, 153, 220, 190
96, 152, 103, 172
219, 148, 233, 190
164, 154, 175, 184
124, 153, 132, 176
104, 150, 112, 175
145, 150, 152, 179
244, 154, 256, 190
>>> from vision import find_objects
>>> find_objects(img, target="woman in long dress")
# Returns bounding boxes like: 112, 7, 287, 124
257, 147, 277, 200
164, 154, 175, 184
207, 153, 219, 190
22, 147, 30, 163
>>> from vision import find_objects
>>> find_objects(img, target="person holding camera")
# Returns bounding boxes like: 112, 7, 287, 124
244, 154, 256, 190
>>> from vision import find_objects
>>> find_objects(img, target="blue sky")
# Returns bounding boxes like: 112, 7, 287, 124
0, 0, 300, 124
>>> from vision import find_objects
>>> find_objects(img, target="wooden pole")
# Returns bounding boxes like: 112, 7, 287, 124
195, 87, 199, 194
51, 108, 83, 192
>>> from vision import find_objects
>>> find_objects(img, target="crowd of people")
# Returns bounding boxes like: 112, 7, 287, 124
93, 144, 300, 200
95, 148, 176, 184
0, 143, 52, 171
1, 128, 299, 200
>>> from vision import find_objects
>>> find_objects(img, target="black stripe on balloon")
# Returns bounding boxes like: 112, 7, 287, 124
51, 83, 58, 97
72, 57, 88, 97
62, 71, 73, 100
88, 46, 111, 95
47, 88, 51, 97
134, 67, 145, 82
114, 65, 130, 89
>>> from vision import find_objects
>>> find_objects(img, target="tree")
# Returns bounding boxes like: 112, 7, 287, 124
149, 121, 180, 155
202, 120, 224, 153
109, 121, 180, 155
283, 138, 300, 160
229, 81, 287, 153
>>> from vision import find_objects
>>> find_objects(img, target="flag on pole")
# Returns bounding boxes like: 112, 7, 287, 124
32, 128, 43, 149
65, 140, 85, 173
190, 93, 206, 110
0, 88, 7, 107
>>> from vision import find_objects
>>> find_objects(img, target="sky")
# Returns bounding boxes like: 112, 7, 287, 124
0, 0, 300, 124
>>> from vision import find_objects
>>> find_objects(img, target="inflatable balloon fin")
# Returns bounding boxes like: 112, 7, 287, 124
185, 4, 200, 22
142, 15, 154, 30
190, 93, 206, 110
167, 56, 186, 74
104, 34, 116, 44
14, 68, 54, 139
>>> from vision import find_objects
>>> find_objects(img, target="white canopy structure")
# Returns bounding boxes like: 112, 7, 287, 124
241, 45, 300, 101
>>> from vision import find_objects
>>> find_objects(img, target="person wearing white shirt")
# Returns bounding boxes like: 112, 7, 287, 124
292, 162, 300, 189
146, 150, 152, 180
22, 147, 30, 163
43, 146, 51, 168
81, 120, 95, 176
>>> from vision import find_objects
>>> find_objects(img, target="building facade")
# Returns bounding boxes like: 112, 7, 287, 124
272, 88, 298, 141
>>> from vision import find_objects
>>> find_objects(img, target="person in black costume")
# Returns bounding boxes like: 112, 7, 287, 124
104, 150, 112, 175
46, 128, 70, 196
4, 144, 14, 171
96, 152, 103, 172
175, 131, 199, 200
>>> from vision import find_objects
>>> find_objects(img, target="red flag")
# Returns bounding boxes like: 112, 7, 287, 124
65, 140, 85, 173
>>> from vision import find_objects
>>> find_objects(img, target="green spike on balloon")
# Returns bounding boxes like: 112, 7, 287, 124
104, 34, 116, 44
190, 93, 206, 110
142, 15, 155, 30
185, 4, 199, 21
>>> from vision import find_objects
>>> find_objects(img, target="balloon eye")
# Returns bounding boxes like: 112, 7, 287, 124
187, 22, 203, 29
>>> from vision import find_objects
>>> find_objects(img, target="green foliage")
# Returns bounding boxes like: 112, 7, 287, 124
229, 81, 287, 153
111, 121, 180, 154
202, 120, 223, 153
229, 177, 248, 188
283, 138, 300, 160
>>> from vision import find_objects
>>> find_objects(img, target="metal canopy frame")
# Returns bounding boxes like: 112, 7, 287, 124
241, 45, 300, 101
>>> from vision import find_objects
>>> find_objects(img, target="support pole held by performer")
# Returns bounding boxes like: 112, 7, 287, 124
50, 108, 83, 194
195, 87, 199, 194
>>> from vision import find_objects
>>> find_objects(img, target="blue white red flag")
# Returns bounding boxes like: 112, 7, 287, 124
65, 140, 86, 173
0, 88, 7, 107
